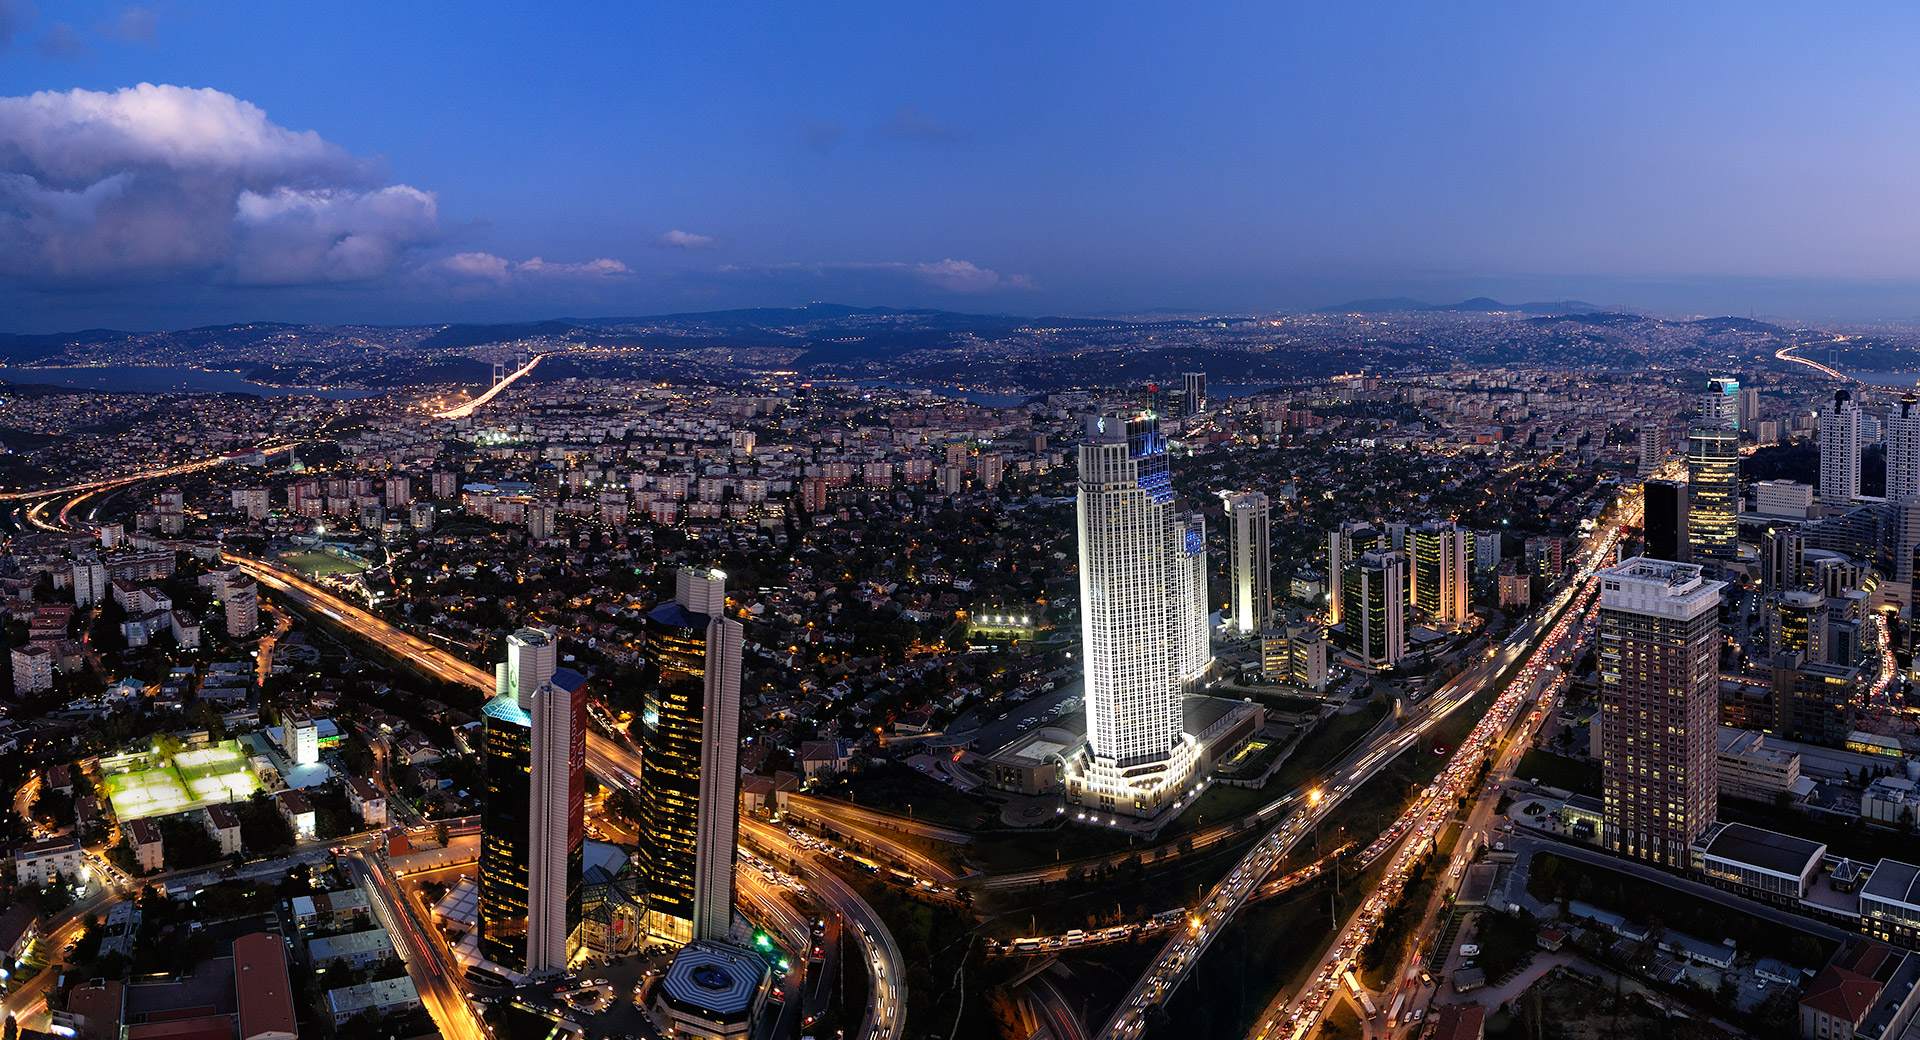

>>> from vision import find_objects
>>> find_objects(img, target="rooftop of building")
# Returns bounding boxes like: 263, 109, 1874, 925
1695, 821, 1826, 878
1863, 859, 1920, 910
656, 939, 770, 1023
233, 931, 297, 1040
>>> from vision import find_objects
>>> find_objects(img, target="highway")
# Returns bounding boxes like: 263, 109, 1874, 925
782, 793, 974, 845
0, 440, 297, 503
1244, 501, 1635, 1040
1096, 496, 1637, 1040
225, 552, 495, 689
780, 797, 970, 885
587, 736, 908, 1040
434, 354, 542, 419
349, 846, 492, 1040
744, 818, 906, 1040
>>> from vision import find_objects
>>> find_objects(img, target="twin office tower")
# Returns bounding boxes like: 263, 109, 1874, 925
478, 567, 742, 976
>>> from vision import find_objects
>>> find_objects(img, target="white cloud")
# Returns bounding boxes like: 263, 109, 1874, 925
655, 229, 718, 250
416, 252, 631, 296
0, 83, 438, 284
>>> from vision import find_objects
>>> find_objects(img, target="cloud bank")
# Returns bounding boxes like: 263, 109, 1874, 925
0, 82, 631, 300
0, 83, 445, 285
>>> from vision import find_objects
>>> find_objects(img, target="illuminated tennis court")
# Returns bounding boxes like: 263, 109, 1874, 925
101, 740, 262, 821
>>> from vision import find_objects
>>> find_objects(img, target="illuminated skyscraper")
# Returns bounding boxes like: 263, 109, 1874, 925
1064, 412, 1200, 820
1686, 427, 1739, 560
1819, 389, 1862, 505
637, 567, 743, 943
1702, 376, 1741, 430
1324, 521, 1384, 626
1410, 521, 1472, 624
479, 628, 586, 975
1597, 558, 1723, 867
1338, 550, 1406, 671
1225, 492, 1272, 636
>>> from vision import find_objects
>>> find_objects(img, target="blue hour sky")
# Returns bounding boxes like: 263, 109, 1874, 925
6, 2, 1920, 330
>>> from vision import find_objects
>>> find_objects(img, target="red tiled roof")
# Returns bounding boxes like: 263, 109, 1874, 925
233, 931, 298, 1040
1801, 966, 1882, 1025
1432, 1002, 1487, 1040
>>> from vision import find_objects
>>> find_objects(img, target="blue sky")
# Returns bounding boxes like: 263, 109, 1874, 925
6, 3, 1920, 330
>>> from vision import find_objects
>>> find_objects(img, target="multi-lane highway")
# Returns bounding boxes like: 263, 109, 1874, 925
348, 847, 492, 1040
1, 440, 298, 504
1097, 495, 1637, 1040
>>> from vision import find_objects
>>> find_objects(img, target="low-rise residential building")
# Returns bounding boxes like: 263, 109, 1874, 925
127, 817, 164, 873
345, 776, 387, 827
325, 977, 420, 1025
276, 789, 316, 840
15, 836, 84, 886
204, 803, 243, 856
307, 928, 395, 971
1718, 727, 1807, 804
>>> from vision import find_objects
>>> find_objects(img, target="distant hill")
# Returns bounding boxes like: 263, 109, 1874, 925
1322, 297, 1605, 315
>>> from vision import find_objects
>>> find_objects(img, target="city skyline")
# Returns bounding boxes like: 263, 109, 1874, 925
15, 6, 1920, 328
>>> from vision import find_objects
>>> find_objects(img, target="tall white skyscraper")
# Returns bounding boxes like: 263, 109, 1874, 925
1065, 412, 1200, 820
1225, 492, 1272, 637
1636, 422, 1663, 477
1819, 389, 1862, 504
1888, 393, 1920, 503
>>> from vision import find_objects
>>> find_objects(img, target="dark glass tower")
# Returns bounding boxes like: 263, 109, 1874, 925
637, 568, 742, 944
479, 691, 533, 969
1643, 479, 1690, 563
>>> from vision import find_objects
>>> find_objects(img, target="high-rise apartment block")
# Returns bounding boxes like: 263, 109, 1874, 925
1597, 558, 1724, 866
1637, 422, 1664, 477
479, 629, 586, 975
1064, 412, 1204, 820
1888, 393, 1920, 503
1225, 492, 1271, 636
637, 568, 743, 944
1820, 389, 1863, 505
